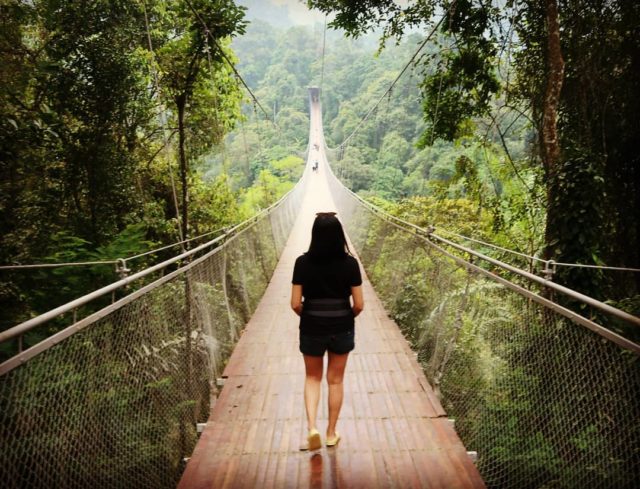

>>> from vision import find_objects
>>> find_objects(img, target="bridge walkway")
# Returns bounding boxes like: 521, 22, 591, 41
177, 99, 485, 488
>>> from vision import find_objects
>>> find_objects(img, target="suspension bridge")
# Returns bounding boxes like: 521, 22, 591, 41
1, 89, 639, 489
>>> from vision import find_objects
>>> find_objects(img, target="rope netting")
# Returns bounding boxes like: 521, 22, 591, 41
0, 176, 306, 489
327, 168, 640, 489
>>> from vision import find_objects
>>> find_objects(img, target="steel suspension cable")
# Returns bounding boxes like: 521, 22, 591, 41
327, 1, 457, 151
435, 227, 547, 264
122, 225, 229, 263
436, 227, 640, 272
0, 261, 118, 271
203, 31, 231, 177
0, 226, 230, 271
552, 262, 640, 272
182, 0, 275, 128
142, 0, 185, 246
320, 15, 327, 93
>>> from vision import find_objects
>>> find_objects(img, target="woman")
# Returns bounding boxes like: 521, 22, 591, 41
291, 212, 364, 451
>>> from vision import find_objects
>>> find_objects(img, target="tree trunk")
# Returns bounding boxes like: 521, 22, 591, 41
176, 97, 195, 463
176, 94, 189, 245
541, 0, 564, 174
542, 0, 565, 261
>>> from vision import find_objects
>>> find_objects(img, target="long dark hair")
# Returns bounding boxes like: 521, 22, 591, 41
307, 212, 351, 260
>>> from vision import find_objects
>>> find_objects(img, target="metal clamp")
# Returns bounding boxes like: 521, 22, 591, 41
543, 259, 556, 281
115, 258, 131, 280
413, 225, 436, 245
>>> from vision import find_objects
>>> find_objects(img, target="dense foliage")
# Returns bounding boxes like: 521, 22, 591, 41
0, 1, 305, 337
308, 0, 639, 309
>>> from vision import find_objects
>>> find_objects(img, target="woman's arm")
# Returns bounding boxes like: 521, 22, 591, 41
351, 285, 364, 317
291, 284, 303, 316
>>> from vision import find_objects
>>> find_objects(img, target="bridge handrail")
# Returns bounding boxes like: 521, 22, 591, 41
0, 182, 301, 347
330, 168, 640, 331
419, 229, 640, 354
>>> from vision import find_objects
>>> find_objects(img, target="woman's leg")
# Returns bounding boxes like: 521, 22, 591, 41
303, 354, 324, 431
326, 351, 349, 438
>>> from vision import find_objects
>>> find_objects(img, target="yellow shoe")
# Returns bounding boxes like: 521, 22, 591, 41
300, 429, 322, 451
326, 431, 341, 447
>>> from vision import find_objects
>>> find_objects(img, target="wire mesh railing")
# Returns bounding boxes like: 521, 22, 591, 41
326, 166, 640, 489
0, 174, 306, 489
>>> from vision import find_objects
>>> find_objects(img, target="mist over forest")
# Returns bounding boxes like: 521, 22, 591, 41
219, 16, 537, 277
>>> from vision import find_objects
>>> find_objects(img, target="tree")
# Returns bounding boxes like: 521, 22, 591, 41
513, 0, 640, 300
156, 0, 246, 243
1, 0, 153, 249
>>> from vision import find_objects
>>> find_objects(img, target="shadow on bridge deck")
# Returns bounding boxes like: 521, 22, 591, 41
178, 96, 485, 489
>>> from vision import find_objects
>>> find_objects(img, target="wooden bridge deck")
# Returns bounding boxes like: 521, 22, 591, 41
178, 100, 485, 488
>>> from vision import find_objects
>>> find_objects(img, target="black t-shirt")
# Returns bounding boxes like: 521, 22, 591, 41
292, 253, 362, 334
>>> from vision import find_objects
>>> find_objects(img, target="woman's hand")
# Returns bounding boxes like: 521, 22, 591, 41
291, 284, 303, 316
351, 285, 364, 317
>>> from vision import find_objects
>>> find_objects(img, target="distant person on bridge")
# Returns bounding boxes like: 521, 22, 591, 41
291, 212, 364, 451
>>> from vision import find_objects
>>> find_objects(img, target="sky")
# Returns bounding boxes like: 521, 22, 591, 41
237, 0, 330, 27
271, 0, 327, 25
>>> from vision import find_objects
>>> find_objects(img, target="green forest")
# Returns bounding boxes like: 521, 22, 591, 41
2, 0, 639, 338
1, 1, 639, 488
0, 0, 306, 340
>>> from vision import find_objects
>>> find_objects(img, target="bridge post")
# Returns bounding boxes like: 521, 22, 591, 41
221, 249, 237, 343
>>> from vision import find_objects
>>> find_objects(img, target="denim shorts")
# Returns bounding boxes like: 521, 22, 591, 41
299, 329, 355, 356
